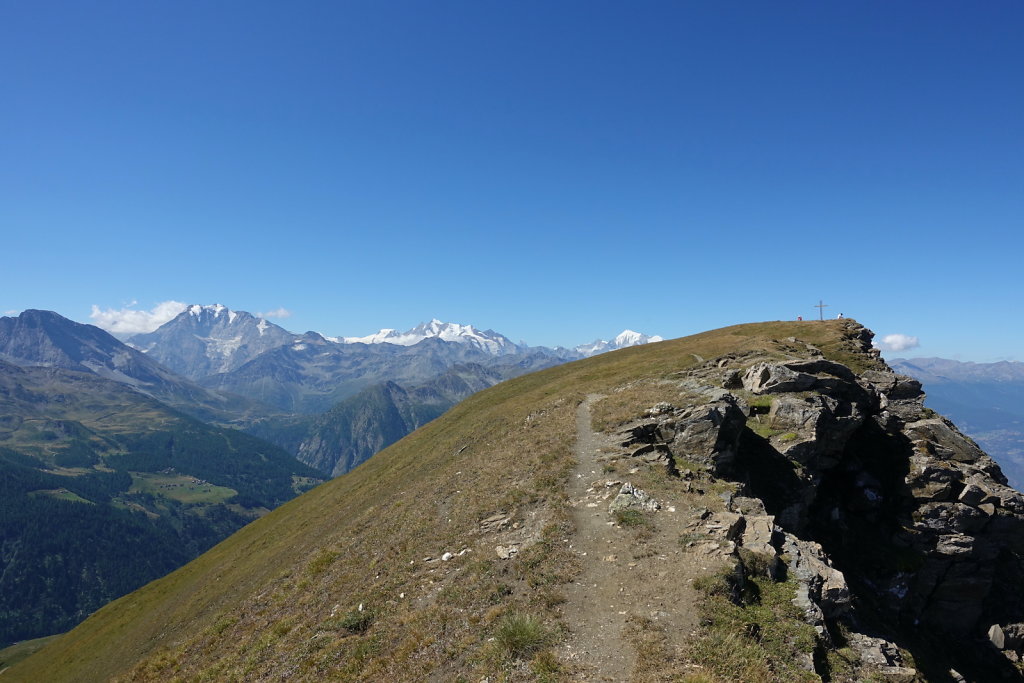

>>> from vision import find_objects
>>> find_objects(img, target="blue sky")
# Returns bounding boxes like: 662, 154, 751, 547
3, 2, 1022, 360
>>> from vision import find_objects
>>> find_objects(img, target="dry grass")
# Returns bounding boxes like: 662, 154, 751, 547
591, 380, 692, 432
10, 320, 868, 682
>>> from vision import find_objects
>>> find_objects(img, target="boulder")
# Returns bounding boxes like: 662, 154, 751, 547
847, 632, 904, 667
668, 400, 747, 472
905, 456, 963, 503
704, 511, 745, 542
609, 482, 660, 513
888, 375, 924, 400
989, 623, 1006, 650
905, 418, 986, 464
742, 363, 817, 394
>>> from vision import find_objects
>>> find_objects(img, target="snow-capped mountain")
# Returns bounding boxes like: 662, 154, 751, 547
575, 329, 665, 357
341, 319, 521, 356
127, 304, 295, 379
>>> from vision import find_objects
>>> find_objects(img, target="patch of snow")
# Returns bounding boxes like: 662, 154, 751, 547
293, 343, 307, 351
340, 320, 518, 355
201, 336, 243, 361
228, 309, 237, 324
256, 318, 268, 336
576, 329, 663, 357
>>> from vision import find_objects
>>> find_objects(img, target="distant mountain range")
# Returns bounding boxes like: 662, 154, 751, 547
123, 305, 660, 380
0, 305, 665, 643
891, 356, 1024, 489
339, 318, 521, 355
118, 305, 664, 473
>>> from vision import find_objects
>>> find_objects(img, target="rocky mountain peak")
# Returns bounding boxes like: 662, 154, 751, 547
128, 305, 295, 379
575, 328, 664, 357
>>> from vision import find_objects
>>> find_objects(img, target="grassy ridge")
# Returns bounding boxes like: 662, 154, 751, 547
10, 320, 864, 682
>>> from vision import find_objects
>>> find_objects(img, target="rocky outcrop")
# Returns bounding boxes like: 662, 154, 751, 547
615, 323, 1024, 679
608, 482, 660, 513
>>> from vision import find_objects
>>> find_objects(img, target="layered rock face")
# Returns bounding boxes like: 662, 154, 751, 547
621, 324, 1024, 678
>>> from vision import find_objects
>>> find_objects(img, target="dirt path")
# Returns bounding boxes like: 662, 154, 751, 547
559, 395, 726, 681
560, 394, 637, 681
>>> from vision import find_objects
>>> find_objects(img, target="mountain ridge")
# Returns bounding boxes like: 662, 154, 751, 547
15, 320, 1024, 681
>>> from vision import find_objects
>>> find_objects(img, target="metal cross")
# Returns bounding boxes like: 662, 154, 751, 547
815, 300, 829, 321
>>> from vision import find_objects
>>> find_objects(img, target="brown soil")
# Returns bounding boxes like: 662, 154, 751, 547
560, 396, 727, 681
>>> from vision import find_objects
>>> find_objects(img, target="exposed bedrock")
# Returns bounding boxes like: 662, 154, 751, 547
618, 333, 1024, 676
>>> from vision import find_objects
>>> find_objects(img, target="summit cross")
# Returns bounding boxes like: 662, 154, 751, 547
815, 300, 829, 321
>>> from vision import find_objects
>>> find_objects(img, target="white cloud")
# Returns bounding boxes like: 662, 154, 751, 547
3, 309, 18, 316
258, 307, 292, 319
876, 333, 920, 352
90, 300, 188, 336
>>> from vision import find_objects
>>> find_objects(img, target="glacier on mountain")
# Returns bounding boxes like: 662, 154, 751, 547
342, 319, 520, 355
574, 329, 664, 357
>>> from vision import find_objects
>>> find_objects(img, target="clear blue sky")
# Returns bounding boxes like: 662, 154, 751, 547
2, 2, 1022, 359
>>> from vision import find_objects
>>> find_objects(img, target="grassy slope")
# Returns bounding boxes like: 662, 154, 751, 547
10, 320, 865, 682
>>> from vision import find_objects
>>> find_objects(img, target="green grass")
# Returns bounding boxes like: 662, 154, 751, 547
9, 320, 870, 683
687, 559, 820, 682
128, 472, 237, 504
748, 421, 783, 439
613, 508, 652, 528
492, 613, 551, 659
28, 488, 93, 504
0, 634, 61, 670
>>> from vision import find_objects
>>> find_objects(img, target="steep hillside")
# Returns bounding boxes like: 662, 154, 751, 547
12, 321, 1024, 682
0, 360, 323, 646
295, 363, 508, 477
0, 310, 273, 425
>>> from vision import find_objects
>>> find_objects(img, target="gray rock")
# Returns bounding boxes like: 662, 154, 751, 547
783, 358, 857, 381
782, 535, 850, 623
905, 418, 986, 464
649, 401, 675, 415
1002, 622, 1024, 650
889, 374, 924, 400
495, 545, 519, 560
668, 400, 747, 472
906, 455, 963, 502
705, 511, 745, 541
609, 482, 660, 513
742, 363, 817, 394
989, 623, 1006, 650
847, 632, 903, 667
731, 496, 767, 516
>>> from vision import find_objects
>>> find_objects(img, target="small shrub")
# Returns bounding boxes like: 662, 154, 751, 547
679, 532, 710, 546
531, 649, 561, 676
307, 548, 339, 576
613, 509, 650, 528
737, 548, 776, 579
494, 613, 550, 659
209, 616, 238, 635
323, 608, 375, 634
